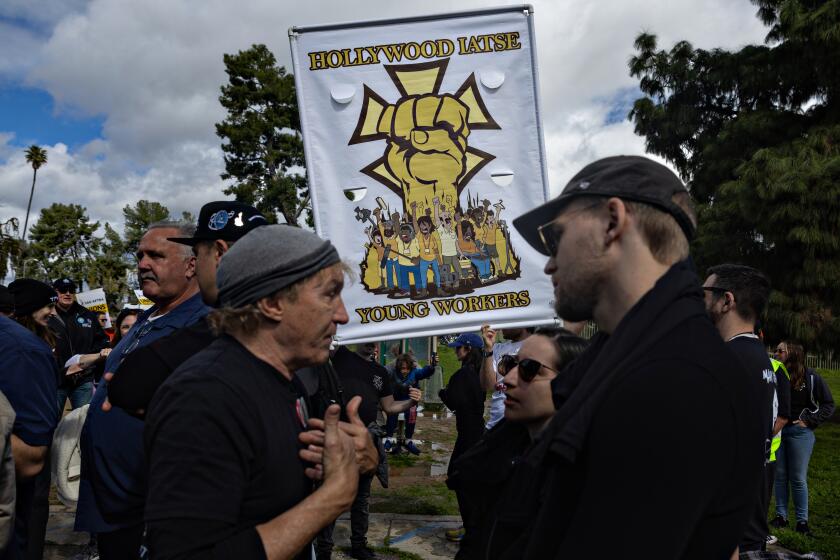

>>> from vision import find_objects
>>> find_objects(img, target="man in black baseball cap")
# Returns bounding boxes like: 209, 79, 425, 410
504, 156, 765, 558
168, 201, 268, 306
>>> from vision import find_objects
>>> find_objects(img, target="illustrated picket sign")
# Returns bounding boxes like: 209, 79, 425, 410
290, 6, 558, 343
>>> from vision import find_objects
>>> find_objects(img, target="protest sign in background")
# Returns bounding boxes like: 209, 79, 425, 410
75, 288, 112, 329
290, 6, 557, 343
133, 289, 154, 310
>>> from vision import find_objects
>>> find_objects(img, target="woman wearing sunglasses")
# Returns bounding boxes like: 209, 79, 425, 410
445, 327, 586, 559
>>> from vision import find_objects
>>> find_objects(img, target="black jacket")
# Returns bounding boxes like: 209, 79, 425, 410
797, 368, 835, 428
50, 302, 110, 387
516, 261, 766, 560
446, 420, 531, 560
439, 364, 486, 475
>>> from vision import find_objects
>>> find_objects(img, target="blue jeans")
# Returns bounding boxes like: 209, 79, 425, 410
774, 424, 816, 522
57, 381, 94, 413
384, 259, 397, 289
417, 259, 441, 289
397, 263, 419, 291
467, 255, 491, 278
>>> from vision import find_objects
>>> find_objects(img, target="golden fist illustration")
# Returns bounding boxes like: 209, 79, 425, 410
378, 94, 470, 215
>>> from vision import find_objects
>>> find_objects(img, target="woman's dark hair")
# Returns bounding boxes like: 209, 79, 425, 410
782, 340, 807, 390
458, 345, 483, 373
15, 314, 56, 349
113, 308, 141, 347
533, 326, 588, 370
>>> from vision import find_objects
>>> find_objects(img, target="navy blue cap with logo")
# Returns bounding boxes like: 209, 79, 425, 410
53, 278, 77, 293
168, 201, 269, 246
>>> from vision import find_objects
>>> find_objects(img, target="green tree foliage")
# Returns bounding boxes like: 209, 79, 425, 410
122, 200, 171, 256
22, 145, 47, 241
88, 223, 132, 308
216, 44, 307, 226
26, 203, 100, 282
629, 0, 840, 352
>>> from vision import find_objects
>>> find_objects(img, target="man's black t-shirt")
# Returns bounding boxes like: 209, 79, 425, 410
728, 335, 776, 458
727, 334, 776, 552
144, 336, 312, 560
331, 346, 392, 426
108, 318, 214, 414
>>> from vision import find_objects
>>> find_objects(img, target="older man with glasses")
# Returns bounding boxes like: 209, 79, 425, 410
75, 221, 208, 560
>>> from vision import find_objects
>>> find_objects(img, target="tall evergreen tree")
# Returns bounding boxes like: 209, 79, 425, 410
122, 200, 171, 256
26, 203, 100, 282
89, 223, 133, 308
216, 44, 307, 226
629, 0, 840, 353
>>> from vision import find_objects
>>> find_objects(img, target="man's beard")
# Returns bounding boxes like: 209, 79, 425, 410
553, 258, 607, 323
706, 304, 722, 328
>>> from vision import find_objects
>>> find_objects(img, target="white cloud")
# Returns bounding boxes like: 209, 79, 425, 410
0, 0, 770, 233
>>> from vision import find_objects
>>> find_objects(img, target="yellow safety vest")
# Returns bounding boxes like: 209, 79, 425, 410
769, 358, 790, 462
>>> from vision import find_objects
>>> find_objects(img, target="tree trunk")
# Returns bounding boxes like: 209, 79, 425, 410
22, 169, 38, 240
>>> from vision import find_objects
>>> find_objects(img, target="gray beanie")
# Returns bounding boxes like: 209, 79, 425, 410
216, 225, 340, 308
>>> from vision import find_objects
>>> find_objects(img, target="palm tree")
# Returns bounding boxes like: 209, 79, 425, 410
22, 145, 48, 240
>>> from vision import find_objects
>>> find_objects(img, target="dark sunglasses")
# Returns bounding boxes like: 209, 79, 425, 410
536, 201, 603, 256
500, 355, 559, 382
56, 288, 75, 294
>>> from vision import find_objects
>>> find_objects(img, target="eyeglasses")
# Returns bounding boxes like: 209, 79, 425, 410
56, 288, 74, 294
500, 355, 559, 382
536, 201, 603, 256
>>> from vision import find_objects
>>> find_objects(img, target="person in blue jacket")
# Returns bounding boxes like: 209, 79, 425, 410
384, 352, 437, 455
2, 280, 60, 560
75, 221, 208, 560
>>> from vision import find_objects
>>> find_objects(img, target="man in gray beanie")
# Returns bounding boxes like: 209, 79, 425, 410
144, 225, 366, 560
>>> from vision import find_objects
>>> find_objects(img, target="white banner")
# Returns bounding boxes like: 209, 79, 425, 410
75, 288, 112, 329
290, 6, 557, 343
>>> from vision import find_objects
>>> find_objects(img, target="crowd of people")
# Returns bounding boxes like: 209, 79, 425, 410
0, 155, 835, 560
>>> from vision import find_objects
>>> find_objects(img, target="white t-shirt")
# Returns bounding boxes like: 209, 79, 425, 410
438, 228, 458, 257
486, 340, 523, 430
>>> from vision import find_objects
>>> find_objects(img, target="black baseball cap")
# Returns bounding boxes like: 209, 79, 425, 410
168, 201, 268, 246
513, 155, 695, 255
53, 278, 77, 293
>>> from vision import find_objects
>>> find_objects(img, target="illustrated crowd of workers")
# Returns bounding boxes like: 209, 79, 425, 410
0, 155, 835, 560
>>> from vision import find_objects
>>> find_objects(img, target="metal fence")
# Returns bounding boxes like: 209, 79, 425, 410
806, 354, 840, 371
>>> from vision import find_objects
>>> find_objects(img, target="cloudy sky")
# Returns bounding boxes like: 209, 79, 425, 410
0, 0, 769, 234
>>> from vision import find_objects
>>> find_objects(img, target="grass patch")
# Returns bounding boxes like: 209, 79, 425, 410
437, 345, 460, 386
387, 453, 419, 468
371, 479, 459, 515
771, 369, 840, 559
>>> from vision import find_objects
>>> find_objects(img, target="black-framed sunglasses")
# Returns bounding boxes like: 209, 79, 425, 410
500, 355, 559, 382
536, 200, 604, 256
